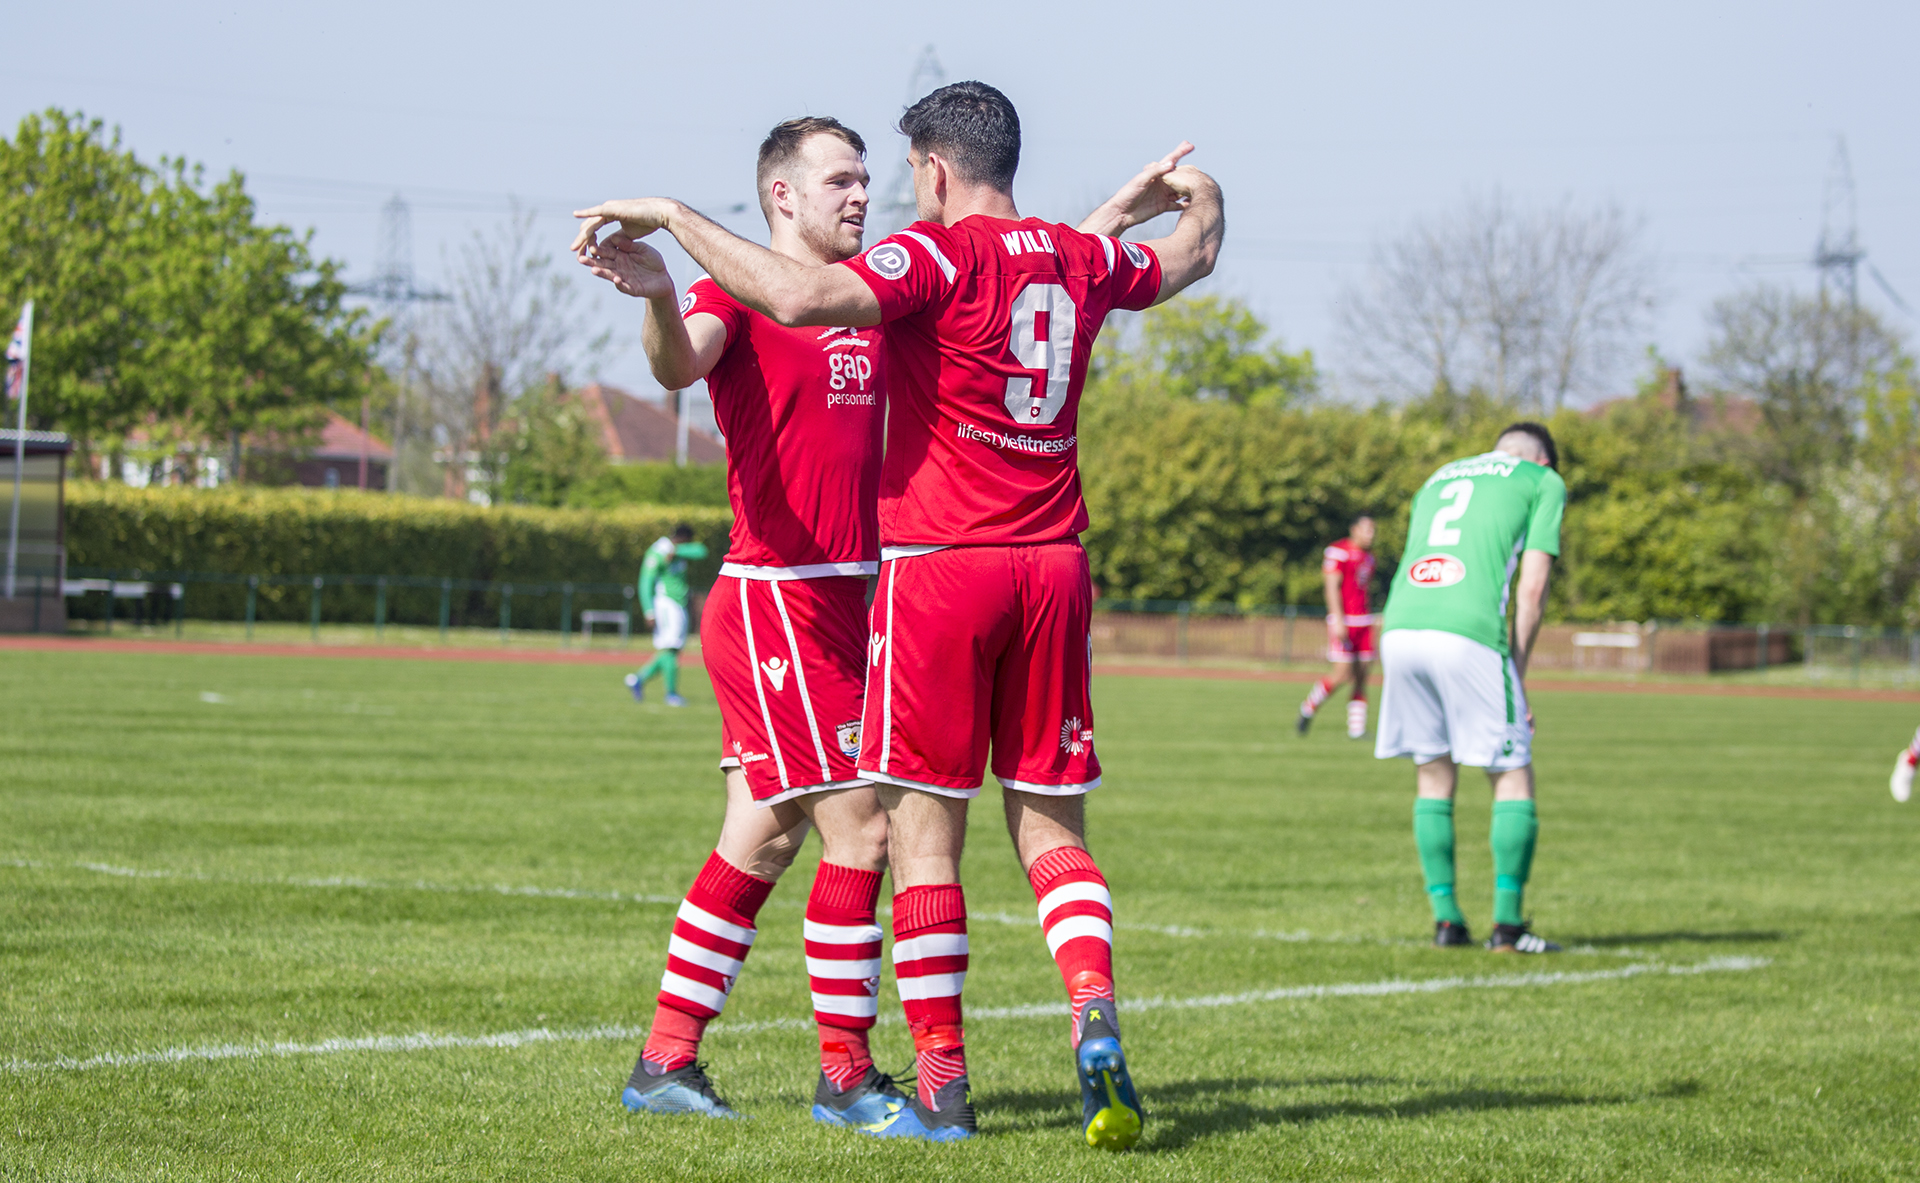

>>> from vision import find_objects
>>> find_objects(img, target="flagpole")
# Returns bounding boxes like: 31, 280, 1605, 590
6, 300, 33, 600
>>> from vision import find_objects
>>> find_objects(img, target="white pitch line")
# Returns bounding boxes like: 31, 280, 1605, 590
2, 956, 1768, 1075
2, 858, 680, 906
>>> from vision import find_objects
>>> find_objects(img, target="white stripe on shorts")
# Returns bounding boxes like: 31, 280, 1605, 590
770, 579, 833, 784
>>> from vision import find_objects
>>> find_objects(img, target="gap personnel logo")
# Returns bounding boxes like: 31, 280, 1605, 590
836, 720, 861, 759
1407, 554, 1467, 588
760, 655, 789, 691
866, 243, 911, 280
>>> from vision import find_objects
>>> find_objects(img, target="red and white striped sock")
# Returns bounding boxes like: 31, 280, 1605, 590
1301, 677, 1337, 717
891, 883, 968, 1107
1028, 845, 1116, 1045
641, 852, 774, 1072
1347, 696, 1369, 736
805, 862, 884, 1092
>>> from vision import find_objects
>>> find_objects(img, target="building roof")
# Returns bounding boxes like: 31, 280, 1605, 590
310, 412, 394, 462
577, 383, 725, 464
0, 429, 72, 455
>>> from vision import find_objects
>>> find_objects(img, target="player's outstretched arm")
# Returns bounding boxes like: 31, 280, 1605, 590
573, 198, 882, 328
1076, 141, 1195, 238
1133, 166, 1224, 306
577, 231, 727, 389
1510, 550, 1554, 681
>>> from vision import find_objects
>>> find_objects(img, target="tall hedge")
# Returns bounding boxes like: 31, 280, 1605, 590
64, 483, 732, 629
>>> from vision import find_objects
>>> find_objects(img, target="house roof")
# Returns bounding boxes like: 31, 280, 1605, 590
577, 383, 726, 464
310, 411, 394, 461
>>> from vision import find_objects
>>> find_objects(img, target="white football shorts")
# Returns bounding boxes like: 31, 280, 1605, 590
651, 595, 689, 651
1374, 628, 1532, 771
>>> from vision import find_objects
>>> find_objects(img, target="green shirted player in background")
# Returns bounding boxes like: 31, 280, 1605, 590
1375, 423, 1566, 953
626, 524, 709, 707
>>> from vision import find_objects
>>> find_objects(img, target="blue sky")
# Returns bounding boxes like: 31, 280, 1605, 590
6, 1, 1915, 402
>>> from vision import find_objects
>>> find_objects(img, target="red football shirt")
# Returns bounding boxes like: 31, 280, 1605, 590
1322, 538, 1376, 622
840, 217, 1162, 547
684, 278, 885, 576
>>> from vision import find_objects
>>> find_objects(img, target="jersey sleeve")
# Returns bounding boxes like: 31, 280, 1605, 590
1322, 545, 1348, 573
682, 277, 746, 344
1525, 471, 1567, 556
838, 227, 956, 321
1101, 236, 1163, 312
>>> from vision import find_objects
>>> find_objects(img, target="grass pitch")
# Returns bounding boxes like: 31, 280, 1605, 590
2, 647, 1917, 1181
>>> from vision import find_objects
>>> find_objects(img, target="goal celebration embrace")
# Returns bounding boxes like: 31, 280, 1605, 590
574, 81, 1221, 1148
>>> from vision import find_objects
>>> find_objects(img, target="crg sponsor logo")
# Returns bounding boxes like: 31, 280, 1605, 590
1407, 554, 1466, 588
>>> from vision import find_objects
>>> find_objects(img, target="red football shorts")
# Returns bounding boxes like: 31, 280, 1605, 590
704, 574, 870, 805
859, 541, 1100, 798
1329, 619, 1377, 663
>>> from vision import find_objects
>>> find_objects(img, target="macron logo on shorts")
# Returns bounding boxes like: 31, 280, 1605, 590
760, 656, 789, 692
869, 632, 886, 668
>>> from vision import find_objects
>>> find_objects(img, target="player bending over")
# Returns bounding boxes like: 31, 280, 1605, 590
1297, 514, 1378, 740
1892, 730, 1917, 802
575, 82, 1222, 1149
587, 118, 900, 1127
626, 524, 707, 706
1374, 423, 1565, 954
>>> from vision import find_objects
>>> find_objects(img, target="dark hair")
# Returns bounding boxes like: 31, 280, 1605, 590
755, 117, 866, 218
1351, 513, 1376, 528
896, 80, 1020, 191
672, 523, 694, 542
1496, 421, 1558, 470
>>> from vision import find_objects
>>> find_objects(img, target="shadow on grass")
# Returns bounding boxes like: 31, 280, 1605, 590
1566, 930, 1788, 947
982, 1077, 1701, 1152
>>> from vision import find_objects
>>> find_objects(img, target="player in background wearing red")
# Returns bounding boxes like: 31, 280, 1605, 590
1297, 515, 1379, 740
578, 117, 902, 1128
574, 81, 1223, 1150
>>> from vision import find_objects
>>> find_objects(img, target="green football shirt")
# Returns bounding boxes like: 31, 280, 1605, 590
1380, 451, 1566, 654
638, 536, 708, 607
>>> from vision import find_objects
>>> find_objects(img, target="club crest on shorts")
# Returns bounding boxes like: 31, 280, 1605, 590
836, 720, 861, 759
1407, 554, 1467, 587
1059, 717, 1092, 756
866, 243, 911, 280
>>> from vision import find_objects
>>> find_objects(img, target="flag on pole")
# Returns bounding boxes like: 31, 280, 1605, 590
4, 306, 25, 402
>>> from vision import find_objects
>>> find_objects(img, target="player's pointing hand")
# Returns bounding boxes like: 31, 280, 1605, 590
571, 198, 678, 252
578, 232, 676, 300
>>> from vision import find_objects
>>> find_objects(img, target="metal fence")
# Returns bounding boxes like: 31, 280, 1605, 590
54, 567, 665, 645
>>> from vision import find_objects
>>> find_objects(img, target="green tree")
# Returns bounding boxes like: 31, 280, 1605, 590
1097, 294, 1317, 406
491, 377, 609, 507
0, 108, 378, 472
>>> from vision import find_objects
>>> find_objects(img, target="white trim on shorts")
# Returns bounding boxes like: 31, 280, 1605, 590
753, 776, 872, 807
719, 560, 877, 580
860, 767, 981, 800
880, 544, 950, 561
995, 775, 1102, 795
736, 578, 792, 791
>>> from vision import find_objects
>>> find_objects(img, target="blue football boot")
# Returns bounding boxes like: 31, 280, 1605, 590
859, 1074, 974, 1141
1075, 998, 1143, 1150
811, 1067, 912, 1133
620, 1057, 741, 1118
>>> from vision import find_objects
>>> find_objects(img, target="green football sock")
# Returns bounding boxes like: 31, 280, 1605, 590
638, 652, 668, 685
661, 649, 680, 697
1413, 799, 1465, 925
1490, 800, 1539, 927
